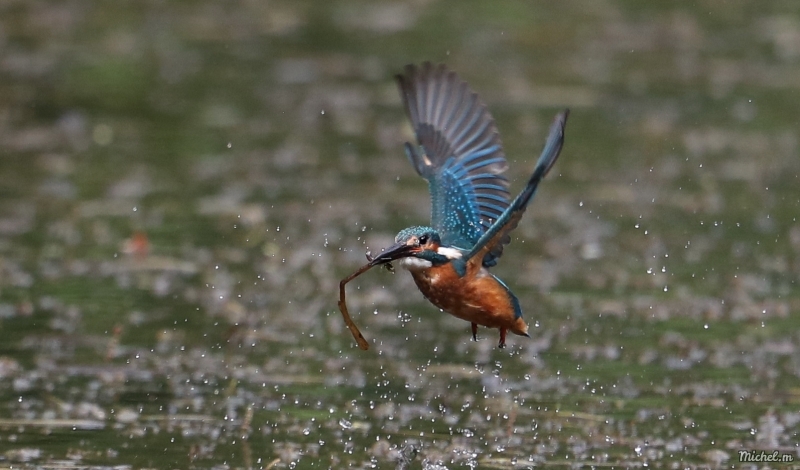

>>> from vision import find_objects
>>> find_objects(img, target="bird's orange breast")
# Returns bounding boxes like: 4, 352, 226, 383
409, 263, 524, 333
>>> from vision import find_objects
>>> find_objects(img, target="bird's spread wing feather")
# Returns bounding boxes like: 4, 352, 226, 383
397, 63, 510, 265
465, 110, 568, 270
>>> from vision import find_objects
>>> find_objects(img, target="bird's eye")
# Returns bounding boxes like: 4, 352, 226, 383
418, 234, 428, 245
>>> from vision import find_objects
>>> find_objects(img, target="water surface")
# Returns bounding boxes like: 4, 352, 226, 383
1, 1, 799, 468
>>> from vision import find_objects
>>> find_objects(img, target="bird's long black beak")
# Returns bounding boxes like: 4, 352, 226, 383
368, 242, 416, 267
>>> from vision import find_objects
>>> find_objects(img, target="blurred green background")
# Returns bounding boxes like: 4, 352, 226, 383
0, 1, 799, 468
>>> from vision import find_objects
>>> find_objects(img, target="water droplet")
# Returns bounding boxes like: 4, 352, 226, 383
338, 418, 352, 429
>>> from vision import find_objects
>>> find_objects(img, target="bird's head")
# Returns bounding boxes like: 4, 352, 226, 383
368, 226, 462, 271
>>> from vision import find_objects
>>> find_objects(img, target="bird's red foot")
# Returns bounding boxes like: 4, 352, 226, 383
471, 323, 478, 341
498, 328, 507, 348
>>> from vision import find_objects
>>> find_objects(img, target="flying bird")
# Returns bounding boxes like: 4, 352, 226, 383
367, 62, 568, 348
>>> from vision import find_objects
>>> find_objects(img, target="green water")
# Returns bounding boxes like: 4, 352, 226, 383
1, 1, 799, 468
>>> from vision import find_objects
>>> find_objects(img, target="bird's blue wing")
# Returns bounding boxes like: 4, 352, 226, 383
465, 111, 568, 268
396, 63, 510, 265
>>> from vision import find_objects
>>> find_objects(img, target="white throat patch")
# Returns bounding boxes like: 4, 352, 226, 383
398, 257, 433, 271
436, 246, 463, 259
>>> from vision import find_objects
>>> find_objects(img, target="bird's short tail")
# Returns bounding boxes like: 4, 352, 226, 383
511, 317, 529, 337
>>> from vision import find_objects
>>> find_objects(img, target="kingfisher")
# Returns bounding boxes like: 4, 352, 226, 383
367, 63, 568, 348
